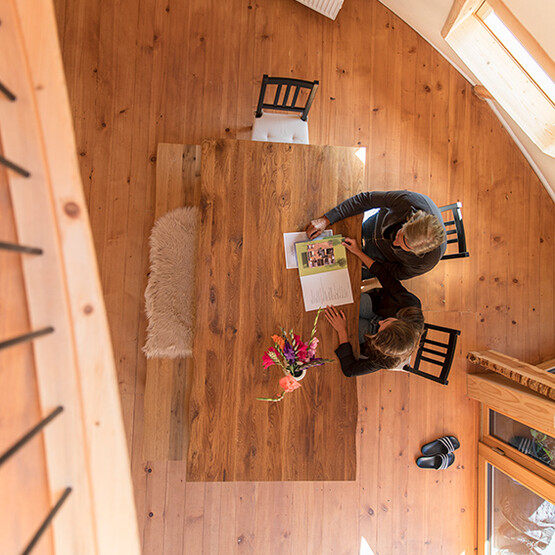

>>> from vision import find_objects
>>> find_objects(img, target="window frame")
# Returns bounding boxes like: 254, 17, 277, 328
442, 0, 555, 156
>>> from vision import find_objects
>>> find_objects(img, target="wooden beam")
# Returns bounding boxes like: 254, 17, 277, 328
467, 372, 555, 435
468, 350, 555, 400
441, 0, 482, 38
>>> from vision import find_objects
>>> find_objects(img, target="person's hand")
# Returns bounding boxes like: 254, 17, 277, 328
305, 216, 330, 240
342, 237, 363, 257
324, 305, 348, 343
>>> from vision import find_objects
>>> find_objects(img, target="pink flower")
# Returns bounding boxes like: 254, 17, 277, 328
279, 375, 301, 393
307, 337, 319, 359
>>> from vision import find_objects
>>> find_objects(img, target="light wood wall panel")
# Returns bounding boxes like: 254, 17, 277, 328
53, 0, 555, 552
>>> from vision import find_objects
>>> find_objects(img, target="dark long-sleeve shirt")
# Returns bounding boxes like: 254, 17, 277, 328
335, 260, 421, 377
367, 260, 421, 318
335, 342, 383, 377
325, 190, 446, 280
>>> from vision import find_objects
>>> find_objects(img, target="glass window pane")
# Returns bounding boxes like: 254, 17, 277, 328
487, 464, 555, 554
477, 8, 555, 103
489, 410, 555, 470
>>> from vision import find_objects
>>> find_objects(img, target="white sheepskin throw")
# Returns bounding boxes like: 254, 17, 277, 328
143, 206, 198, 358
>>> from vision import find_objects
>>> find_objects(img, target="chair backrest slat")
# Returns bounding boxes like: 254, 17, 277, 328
420, 355, 444, 366
291, 87, 300, 107
274, 84, 282, 105
439, 202, 469, 260
281, 85, 292, 107
404, 323, 460, 386
255, 74, 319, 121
424, 338, 448, 348
421, 346, 447, 358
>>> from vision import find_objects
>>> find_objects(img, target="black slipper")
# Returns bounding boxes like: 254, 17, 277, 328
421, 435, 460, 456
416, 452, 455, 470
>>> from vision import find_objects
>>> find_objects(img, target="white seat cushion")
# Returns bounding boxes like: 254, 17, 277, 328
251, 112, 309, 144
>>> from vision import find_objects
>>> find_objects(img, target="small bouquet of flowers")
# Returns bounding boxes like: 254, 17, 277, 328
257, 308, 333, 402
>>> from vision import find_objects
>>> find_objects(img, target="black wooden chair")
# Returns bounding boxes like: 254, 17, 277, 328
439, 202, 469, 260
403, 323, 460, 385
251, 75, 319, 144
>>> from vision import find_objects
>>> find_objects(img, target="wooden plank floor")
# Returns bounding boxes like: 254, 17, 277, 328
53, 0, 555, 552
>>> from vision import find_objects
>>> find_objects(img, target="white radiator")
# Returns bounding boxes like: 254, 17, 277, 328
295, 0, 344, 20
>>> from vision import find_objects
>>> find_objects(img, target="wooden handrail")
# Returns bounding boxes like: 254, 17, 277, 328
0, 0, 139, 552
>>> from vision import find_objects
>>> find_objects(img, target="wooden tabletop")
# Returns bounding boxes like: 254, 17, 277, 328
188, 139, 365, 481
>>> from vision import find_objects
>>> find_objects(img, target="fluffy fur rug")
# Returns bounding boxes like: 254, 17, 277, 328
143, 207, 198, 358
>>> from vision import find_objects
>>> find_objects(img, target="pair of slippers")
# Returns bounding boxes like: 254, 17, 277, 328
416, 435, 460, 470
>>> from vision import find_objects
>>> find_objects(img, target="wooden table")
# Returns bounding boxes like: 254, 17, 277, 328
188, 139, 365, 481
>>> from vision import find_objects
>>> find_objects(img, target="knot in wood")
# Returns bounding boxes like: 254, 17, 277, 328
64, 201, 81, 218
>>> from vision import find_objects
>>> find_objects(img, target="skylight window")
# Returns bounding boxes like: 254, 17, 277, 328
442, 0, 555, 157
475, 2, 555, 104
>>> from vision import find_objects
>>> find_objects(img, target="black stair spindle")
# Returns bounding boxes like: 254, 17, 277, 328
21, 487, 72, 555
0, 80, 16, 101
0, 155, 31, 178
0, 327, 54, 351
0, 406, 64, 467
0, 241, 43, 255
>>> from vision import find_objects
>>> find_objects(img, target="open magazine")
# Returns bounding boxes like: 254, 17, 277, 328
294, 235, 354, 312
283, 230, 332, 269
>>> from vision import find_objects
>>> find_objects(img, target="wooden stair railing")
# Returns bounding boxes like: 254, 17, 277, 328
0, 0, 139, 553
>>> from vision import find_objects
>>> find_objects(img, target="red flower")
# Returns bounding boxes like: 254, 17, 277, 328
263, 347, 279, 369
297, 343, 309, 362
279, 375, 301, 393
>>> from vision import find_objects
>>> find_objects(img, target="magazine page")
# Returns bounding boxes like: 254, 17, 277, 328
295, 235, 348, 277
295, 235, 354, 311
283, 230, 332, 269
298, 269, 354, 311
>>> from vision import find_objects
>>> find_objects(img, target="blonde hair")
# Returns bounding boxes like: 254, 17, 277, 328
401, 210, 446, 256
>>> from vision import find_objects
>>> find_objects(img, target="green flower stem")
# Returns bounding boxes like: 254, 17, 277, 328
257, 392, 285, 402
310, 308, 323, 341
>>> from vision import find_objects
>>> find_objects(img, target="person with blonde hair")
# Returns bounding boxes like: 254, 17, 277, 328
306, 190, 447, 280
324, 237, 425, 376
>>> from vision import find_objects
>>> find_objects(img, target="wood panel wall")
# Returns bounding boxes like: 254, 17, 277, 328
52, 0, 555, 552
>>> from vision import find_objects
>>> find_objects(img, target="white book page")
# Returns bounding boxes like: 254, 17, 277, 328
299, 268, 354, 311
283, 230, 332, 269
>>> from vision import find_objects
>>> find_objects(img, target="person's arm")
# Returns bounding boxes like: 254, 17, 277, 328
342, 237, 421, 306
324, 191, 406, 226
344, 233, 428, 280
306, 191, 397, 240
324, 305, 381, 378
305, 215, 330, 240
342, 237, 375, 269
334, 342, 382, 377
324, 305, 349, 344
